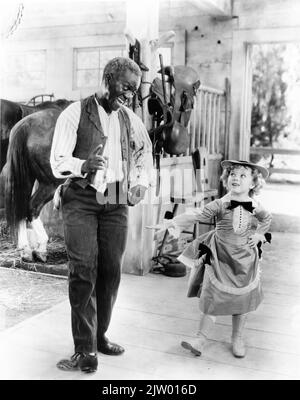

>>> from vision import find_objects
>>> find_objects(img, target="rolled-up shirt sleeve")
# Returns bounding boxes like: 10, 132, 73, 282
50, 101, 86, 179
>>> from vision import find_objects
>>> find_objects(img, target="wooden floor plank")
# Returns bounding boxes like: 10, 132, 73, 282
0, 232, 299, 379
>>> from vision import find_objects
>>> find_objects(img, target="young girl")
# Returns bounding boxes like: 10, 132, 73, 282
150, 160, 272, 358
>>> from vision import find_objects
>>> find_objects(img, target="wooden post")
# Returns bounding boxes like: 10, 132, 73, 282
197, 91, 202, 148
216, 95, 221, 154
207, 93, 212, 154
189, 97, 196, 154
122, 0, 160, 275
224, 77, 231, 160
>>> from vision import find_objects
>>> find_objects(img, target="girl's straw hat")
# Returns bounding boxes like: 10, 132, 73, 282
221, 160, 269, 179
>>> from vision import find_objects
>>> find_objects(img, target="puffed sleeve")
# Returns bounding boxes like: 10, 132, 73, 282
169, 199, 221, 235
254, 203, 272, 236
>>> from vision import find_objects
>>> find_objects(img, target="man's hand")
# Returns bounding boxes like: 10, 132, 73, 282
81, 144, 107, 175
248, 233, 265, 248
128, 185, 147, 206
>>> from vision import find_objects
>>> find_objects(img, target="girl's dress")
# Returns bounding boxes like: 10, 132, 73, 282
170, 197, 272, 316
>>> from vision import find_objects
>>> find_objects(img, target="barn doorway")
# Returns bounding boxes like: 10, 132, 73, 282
249, 42, 300, 232
250, 42, 300, 182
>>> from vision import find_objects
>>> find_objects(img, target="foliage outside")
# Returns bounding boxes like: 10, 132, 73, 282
251, 43, 300, 177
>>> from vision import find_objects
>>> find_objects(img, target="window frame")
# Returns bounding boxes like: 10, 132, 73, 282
73, 45, 127, 90
5, 49, 47, 91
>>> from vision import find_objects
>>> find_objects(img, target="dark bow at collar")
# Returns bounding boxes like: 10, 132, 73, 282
228, 200, 254, 213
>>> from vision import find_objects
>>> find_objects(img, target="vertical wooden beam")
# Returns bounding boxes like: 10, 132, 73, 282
197, 91, 202, 148
189, 97, 196, 154
203, 92, 207, 148
239, 43, 253, 160
224, 77, 231, 160
125, 0, 159, 128
123, 0, 160, 275
216, 94, 221, 154
211, 94, 217, 154
207, 93, 212, 154
229, 33, 245, 160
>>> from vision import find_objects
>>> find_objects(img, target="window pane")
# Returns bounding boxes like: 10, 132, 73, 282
99, 48, 126, 81
77, 50, 99, 69
100, 49, 126, 66
7, 70, 45, 90
73, 47, 126, 88
4, 51, 46, 89
76, 69, 99, 88
28, 71, 45, 89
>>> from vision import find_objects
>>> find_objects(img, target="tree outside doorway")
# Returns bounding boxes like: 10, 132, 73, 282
250, 43, 300, 182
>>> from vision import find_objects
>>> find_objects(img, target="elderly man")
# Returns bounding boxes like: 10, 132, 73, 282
50, 57, 153, 373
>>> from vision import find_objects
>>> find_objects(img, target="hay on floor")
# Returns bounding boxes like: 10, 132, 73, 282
0, 219, 68, 267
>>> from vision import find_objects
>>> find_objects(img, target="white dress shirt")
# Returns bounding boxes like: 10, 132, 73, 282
50, 97, 153, 193
51, 100, 123, 192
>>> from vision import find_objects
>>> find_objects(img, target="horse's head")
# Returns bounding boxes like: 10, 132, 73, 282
148, 65, 200, 156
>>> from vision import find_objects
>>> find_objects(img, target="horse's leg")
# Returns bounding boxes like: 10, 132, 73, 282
29, 181, 57, 262
30, 217, 49, 262
0, 164, 32, 261
17, 219, 34, 262
0, 166, 6, 210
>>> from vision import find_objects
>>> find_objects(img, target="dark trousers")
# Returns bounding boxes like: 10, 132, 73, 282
61, 182, 128, 353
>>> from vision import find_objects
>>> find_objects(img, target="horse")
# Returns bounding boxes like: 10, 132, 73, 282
3, 108, 64, 262
0, 98, 71, 172
3, 65, 200, 263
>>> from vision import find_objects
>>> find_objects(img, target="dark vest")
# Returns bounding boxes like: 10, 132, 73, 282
72, 95, 131, 189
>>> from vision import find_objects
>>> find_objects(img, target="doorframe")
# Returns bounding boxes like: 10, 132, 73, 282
229, 26, 300, 160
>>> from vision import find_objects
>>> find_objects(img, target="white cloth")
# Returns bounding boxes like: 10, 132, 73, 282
50, 98, 153, 193
50, 100, 123, 193
92, 98, 123, 192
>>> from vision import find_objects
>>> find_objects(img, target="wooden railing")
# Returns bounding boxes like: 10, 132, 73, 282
162, 82, 228, 161
188, 84, 226, 157
160, 81, 229, 192
250, 147, 300, 176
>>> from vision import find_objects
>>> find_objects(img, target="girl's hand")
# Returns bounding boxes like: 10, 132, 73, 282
146, 222, 180, 239
248, 233, 265, 248
146, 223, 169, 237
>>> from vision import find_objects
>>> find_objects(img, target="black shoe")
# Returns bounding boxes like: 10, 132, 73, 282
56, 352, 98, 373
98, 339, 125, 356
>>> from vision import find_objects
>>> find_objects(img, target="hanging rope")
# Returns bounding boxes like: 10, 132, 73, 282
5, 3, 24, 39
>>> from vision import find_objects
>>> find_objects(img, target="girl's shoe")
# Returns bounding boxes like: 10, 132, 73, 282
231, 335, 246, 358
181, 333, 207, 356
232, 314, 247, 358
